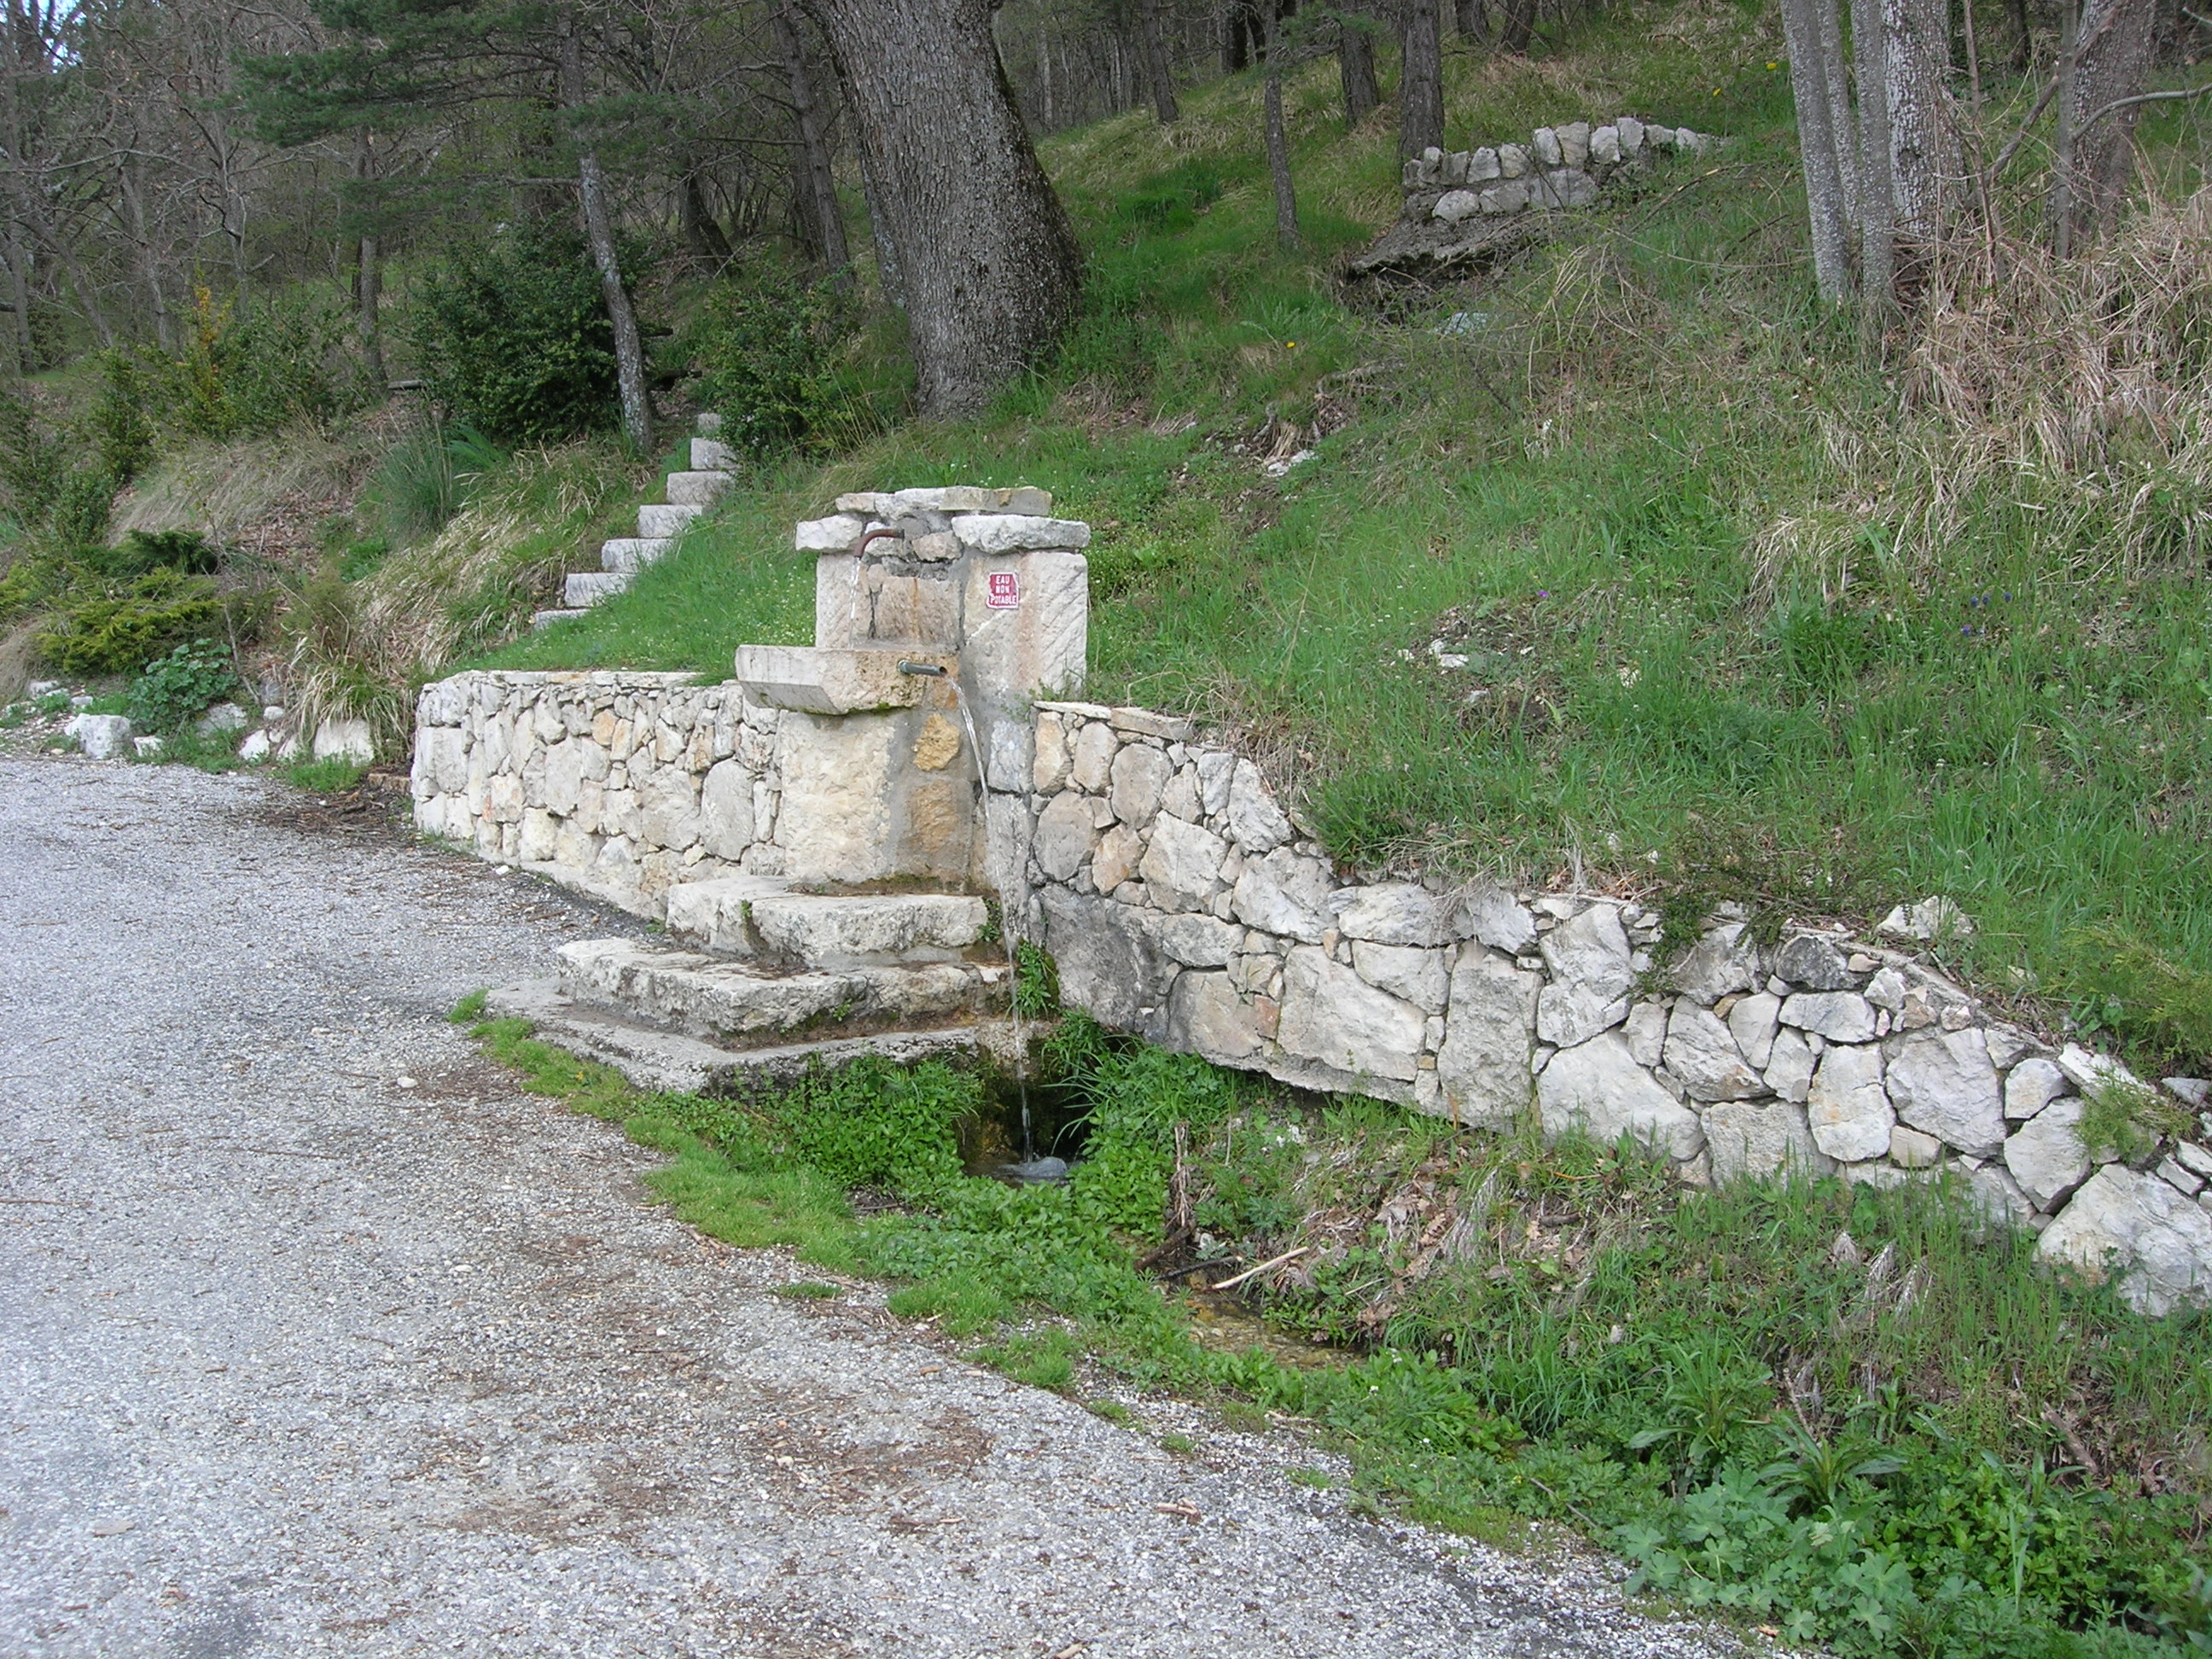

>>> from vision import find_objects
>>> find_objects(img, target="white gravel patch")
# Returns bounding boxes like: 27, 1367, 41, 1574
0, 756, 1753, 1658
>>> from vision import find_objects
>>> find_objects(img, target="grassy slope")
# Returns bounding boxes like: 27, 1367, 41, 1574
476, 0, 2212, 1076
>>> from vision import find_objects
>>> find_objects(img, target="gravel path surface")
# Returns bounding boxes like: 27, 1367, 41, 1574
0, 757, 1747, 1659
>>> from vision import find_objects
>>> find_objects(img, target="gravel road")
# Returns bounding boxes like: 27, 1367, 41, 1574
0, 756, 1746, 1659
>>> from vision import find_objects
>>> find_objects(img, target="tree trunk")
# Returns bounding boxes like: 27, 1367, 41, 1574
1338, 4, 1379, 124
810, 0, 1082, 416
1399, 0, 1444, 159
1140, 0, 1179, 122
679, 168, 734, 264
774, 6, 850, 282
1499, 0, 1537, 54
1223, 0, 1258, 72
2054, 0, 2152, 247
558, 9, 651, 451
1851, 0, 1898, 305
350, 132, 386, 386
2010, 0, 2033, 69
1883, 0, 1958, 244
1817, 0, 1859, 224
858, 151, 904, 311
1782, 0, 1854, 299
1263, 7, 1300, 249
1454, 0, 1483, 34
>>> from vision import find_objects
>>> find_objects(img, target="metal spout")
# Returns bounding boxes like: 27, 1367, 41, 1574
896, 660, 947, 677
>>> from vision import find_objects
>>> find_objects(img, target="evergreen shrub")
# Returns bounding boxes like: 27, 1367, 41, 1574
412, 224, 618, 442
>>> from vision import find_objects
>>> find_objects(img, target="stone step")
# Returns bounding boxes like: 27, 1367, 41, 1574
691, 437, 737, 472
532, 608, 591, 629
602, 537, 674, 573
485, 979, 1004, 1093
638, 503, 704, 539
665, 469, 736, 508
665, 875, 989, 967
564, 572, 632, 607
556, 938, 1006, 1048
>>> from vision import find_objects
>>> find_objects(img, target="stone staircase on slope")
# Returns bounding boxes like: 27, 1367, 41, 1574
487, 876, 1015, 1093
533, 426, 737, 628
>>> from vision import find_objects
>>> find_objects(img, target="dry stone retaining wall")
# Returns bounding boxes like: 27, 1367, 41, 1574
411, 671, 784, 913
991, 701, 2212, 1317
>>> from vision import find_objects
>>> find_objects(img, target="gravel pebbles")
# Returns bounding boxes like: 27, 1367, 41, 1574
0, 756, 1750, 1658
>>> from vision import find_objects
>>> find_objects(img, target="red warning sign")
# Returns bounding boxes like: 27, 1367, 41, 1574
986, 571, 1022, 609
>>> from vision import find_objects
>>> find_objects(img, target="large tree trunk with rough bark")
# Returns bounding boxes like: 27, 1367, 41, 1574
773, 7, 849, 282
1338, 4, 1379, 124
1883, 0, 1958, 245
1850, 0, 1897, 305
1782, 0, 1854, 299
1140, 0, 1179, 122
809, 0, 1080, 417
1399, 0, 1444, 159
558, 9, 651, 451
2052, 0, 2153, 251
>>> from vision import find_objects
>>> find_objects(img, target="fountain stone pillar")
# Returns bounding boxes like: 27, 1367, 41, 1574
734, 487, 1089, 891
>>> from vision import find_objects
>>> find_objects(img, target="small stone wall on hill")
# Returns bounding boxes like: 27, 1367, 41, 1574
1352, 114, 1720, 282
411, 671, 783, 912
1401, 114, 1714, 222
992, 700, 2212, 1317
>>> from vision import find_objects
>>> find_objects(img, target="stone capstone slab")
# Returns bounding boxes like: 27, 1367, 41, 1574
2036, 1164, 2212, 1315
735, 646, 952, 715
1538, 1032, 1704, 1160
1335, 882, 1455, 947
1671, 922, 1759, 1004
1775, 934, 1857, 990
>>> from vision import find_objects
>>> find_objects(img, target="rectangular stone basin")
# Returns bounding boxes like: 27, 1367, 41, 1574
735, 645, 957, 714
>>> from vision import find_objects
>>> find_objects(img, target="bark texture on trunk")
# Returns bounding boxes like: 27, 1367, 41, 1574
1850, 0, 1897, 305
1338, 4, 1379, 124
559, 10, 651, 451
1399, 0, 1444, 159
1262, 8, 1300, 249
1454, 0, 1483, 34
349, 133, 386, 386
1883, 0, 1958, 241
2056, 0, 2152, 247
1223, 0, 1260, 71
1816, 0, 1859, 224
810, 0, 1081, 417
1782, 0, 1854, 299
1140, 0, 1180, 122
1498, 0, 1536, 54
774, 6, 849, 280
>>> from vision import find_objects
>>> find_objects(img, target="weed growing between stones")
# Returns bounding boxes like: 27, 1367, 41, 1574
464, 1004, 2212, 1659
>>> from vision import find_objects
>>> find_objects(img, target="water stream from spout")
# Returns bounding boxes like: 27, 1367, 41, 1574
901, 662, 1036, 1165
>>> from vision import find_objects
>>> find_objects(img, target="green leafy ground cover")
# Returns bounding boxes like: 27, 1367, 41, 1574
469, 1, 2212, 1083
465, 999, 2212, 1659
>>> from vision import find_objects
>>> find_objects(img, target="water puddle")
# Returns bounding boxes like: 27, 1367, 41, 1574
1176, 1287, 1349, 1369
957, 1068, 1088, 1184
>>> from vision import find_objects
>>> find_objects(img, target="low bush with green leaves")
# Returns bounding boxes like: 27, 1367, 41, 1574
125, 639, 240, 733
684, 265, 874, 458
412, 223, 621, 443
144, 285, 372, 441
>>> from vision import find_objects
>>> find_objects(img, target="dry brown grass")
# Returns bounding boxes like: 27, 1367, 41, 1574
1755, 187, 2212, 601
